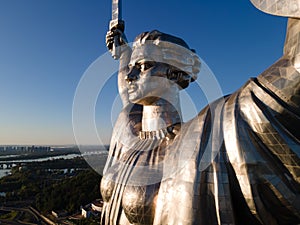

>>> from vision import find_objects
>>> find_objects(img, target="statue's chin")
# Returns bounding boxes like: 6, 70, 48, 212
129, 96, 160, 105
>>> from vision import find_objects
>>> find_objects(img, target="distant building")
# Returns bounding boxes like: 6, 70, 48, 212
51, 210, 68, 218
81, 200, 103, 218
81, 204, 92, 218
91, 199, 103, 212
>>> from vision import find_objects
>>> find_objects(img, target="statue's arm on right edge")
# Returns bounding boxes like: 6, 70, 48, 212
256, 18, 300, 111
106, 29, 132, 107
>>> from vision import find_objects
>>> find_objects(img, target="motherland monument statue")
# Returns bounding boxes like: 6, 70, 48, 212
100, 0, 300, 224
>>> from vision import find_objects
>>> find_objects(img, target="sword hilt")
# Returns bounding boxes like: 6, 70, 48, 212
109, 20, 125, 60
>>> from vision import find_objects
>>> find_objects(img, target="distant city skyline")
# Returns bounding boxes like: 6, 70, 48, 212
0, 0, 286, 145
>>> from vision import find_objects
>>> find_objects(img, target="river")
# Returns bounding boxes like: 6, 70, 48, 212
0, 151, 108, 179
0, 169, 11, 179
0, 153, 81, 164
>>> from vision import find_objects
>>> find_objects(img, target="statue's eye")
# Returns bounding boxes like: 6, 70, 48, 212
140, 61, 155, 71
135, 63, 141, 71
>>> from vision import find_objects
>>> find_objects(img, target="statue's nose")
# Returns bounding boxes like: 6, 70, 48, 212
125, 67, 139, 83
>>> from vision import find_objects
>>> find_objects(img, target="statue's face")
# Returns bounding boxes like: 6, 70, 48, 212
125, 60, 176, 105
250, 0, 300, 18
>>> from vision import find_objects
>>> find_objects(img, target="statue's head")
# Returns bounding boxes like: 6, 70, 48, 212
126, 30, 200, 104
250, 0, 300, 18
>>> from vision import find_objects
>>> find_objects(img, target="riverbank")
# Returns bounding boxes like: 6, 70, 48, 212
0, 145, 108, 162
0, 145, 108, 179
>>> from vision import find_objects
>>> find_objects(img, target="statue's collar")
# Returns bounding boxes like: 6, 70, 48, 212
138, 123, 181, 140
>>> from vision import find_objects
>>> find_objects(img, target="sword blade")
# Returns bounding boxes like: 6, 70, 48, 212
112, 0, 122, 21
109, 0, 124, 60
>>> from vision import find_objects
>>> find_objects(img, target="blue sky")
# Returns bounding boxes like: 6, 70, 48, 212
0, 0, 286, 145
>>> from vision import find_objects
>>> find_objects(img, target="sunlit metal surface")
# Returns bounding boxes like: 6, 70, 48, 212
101, 7, 300, 225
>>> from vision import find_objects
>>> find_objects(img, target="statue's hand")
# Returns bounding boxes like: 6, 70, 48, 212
106, 29, 128, 52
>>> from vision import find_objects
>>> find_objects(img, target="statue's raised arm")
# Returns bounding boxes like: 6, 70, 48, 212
106, 23, 132, 107
250, 0, 300, 113
106, 28, 132, 107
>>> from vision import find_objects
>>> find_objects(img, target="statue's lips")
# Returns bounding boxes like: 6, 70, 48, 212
128, 84, 137, 93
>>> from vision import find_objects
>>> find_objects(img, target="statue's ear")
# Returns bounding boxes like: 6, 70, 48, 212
166, 68, 191, 89
250, 0, 300, 18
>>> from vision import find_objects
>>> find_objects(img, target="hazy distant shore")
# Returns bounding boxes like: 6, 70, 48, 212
0, 145, 109, 162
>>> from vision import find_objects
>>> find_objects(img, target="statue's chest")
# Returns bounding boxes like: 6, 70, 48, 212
122, 182, 160, 224
101, 165, 162, 225
101, 143, 168, 224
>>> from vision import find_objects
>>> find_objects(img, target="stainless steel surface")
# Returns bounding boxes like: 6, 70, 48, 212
101, 3, 300, 225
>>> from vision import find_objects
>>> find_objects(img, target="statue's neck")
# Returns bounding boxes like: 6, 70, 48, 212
284, 18, 300, 71
142, 97, 182, 132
